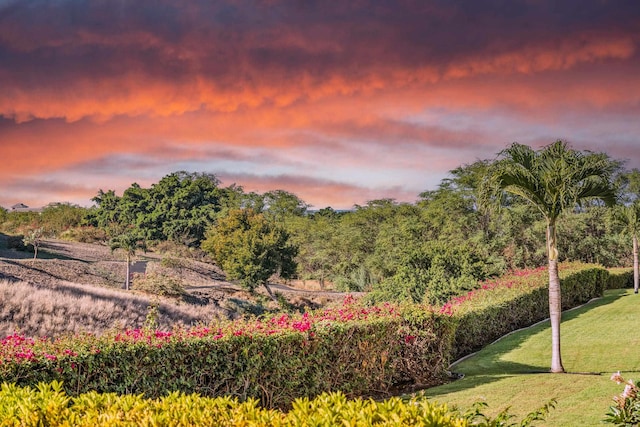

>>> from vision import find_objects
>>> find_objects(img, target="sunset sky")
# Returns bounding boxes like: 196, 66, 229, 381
1, 0, 639, 210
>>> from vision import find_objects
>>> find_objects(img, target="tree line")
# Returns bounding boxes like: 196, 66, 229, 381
2, 143, 639, 306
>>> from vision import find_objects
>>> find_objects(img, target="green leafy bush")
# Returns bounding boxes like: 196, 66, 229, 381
606, 268, 633, 290
0, 380, 556, 426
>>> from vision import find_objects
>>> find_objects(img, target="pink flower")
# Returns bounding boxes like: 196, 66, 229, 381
611, 371, 624, 384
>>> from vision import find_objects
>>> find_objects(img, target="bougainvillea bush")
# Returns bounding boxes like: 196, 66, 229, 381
0, 295, 455, 408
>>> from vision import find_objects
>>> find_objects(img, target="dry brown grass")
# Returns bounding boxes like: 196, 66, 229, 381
0, 279, 227, 338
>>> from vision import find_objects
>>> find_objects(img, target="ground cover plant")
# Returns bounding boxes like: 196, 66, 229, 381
425, 288, 640, 426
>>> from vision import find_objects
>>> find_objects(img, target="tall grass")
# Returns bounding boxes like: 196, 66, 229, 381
0, 279, 226, 337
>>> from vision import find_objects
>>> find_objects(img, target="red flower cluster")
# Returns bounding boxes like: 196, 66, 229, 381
1, 294, 398, 366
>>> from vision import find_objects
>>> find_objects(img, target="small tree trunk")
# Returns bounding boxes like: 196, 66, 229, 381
262, 282, 278, 303
547, 221, 565, 373
125, 253, 131, 291
634, 234, 639, 294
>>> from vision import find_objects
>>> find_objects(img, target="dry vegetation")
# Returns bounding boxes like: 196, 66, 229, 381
0, 235, 345, 338
0, 279, 224, 337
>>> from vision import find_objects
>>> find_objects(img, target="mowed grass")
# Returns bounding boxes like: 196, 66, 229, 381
424, 289, 640, 426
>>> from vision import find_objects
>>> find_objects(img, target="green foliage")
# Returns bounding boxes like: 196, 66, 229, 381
0, 263, 614, 413
202, 208, 297, 295
0, 211, 40, 234
0, 382, 481, 426
0, 310, 454, 409
486, 141, 619, 223
463, 399, 557, 427
368, 242, 493, 305
39, 203, 88, 236
606, 268, 633, 289
87, 172, 226, 246
262, 189, 309, 222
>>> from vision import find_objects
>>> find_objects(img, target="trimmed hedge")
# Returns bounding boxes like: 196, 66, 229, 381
451, 264, 618, 360
606, 268, 633, 290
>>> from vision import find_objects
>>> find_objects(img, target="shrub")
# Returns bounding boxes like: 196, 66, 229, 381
133, 272, 185, 298
0, 381, 474, 426
0, 262, 613, 411
0, 380, 554, 426
606, 268, 633, 290
59, 227, 107, 243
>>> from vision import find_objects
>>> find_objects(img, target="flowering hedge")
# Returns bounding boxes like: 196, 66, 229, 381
0, 263, 624, 408
0, 296, 455, 408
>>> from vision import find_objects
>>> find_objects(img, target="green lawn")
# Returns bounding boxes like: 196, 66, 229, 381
424, 289, 640, 426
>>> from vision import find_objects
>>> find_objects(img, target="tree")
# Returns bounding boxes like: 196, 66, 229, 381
110, 231, 147, 291
23, 227, 44, 261
201, 209, 297, 301
612, 201, 640, 293
485, 141, 618, 373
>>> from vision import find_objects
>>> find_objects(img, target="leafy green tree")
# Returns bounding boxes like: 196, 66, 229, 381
286, 213, 341, 290
23, 227, 44, 261
0, 205, 8, 224
147, 172, 223, 245
262, 190, 309, 218
86, 189, 124, 237
485, 140, 619, 373
40, 203, 88, 236
110, 231, 147, 291
201, 209, 297, 301
369, 241, 489, 305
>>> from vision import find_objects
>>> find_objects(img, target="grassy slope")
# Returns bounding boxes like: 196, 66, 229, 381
424, 289, 640, 426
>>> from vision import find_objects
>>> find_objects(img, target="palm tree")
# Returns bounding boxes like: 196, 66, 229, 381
612, 201, 640, 294
110, 231, 147, 291
487, 141, 618, 373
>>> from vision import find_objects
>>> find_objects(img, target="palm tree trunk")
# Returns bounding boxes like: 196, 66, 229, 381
634, 234, 639, 294
547, 221, 565, 373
